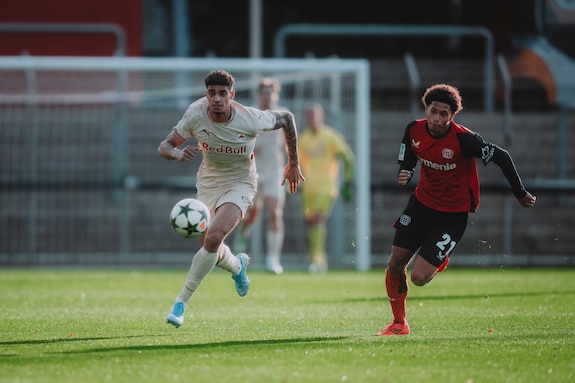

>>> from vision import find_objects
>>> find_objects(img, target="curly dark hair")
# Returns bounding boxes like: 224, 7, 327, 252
204, 70, 235, 88
421, 84, 463, 114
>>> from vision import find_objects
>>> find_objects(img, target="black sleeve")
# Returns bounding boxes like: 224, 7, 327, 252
458, 132, 527, 199
397, 121, 418, 173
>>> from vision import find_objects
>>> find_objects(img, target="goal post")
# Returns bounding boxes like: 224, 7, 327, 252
0, 56, 371, 270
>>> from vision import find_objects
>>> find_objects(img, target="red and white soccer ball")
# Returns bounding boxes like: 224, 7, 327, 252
169, 198, 210, 239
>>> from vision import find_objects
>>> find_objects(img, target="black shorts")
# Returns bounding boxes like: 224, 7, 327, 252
393, 194, 468, 267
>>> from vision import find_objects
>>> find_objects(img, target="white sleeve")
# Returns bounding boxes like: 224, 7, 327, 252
255, 109, 277, 133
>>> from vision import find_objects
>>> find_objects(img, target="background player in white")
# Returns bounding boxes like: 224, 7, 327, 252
233, 78, 288, 274
158, 70, 304, 328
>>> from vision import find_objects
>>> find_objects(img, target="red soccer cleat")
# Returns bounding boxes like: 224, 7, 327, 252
375, 322, 410, 336
437, 256, 450, 272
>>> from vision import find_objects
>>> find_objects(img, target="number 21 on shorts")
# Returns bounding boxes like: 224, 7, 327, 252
436, 233, 456, 261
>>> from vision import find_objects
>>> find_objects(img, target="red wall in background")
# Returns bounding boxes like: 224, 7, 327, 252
0, 0, 141, 56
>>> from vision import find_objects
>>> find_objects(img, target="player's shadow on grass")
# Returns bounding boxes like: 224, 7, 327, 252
49, 336, 349, 355
338, 289, 575, 303
0, 335, 152, 347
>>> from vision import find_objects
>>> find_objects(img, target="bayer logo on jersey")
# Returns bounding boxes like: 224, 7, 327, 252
169, 198, 210, 239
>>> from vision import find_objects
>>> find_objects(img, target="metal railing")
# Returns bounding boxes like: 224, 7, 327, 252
274, 23, 495, 112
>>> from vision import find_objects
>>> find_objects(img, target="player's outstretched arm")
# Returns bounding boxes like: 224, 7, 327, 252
272, 110, 305, 193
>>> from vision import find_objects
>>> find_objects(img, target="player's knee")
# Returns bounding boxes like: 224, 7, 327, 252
411, 272, 433, 286
203, 230, 225, 252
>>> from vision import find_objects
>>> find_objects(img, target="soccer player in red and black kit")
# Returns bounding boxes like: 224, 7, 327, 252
376, 84, 537, 336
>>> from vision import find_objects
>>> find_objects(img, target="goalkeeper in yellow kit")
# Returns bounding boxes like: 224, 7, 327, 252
298, 103, 355, 273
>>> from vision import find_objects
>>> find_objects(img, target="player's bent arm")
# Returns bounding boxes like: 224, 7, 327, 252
158, 129, 196, 161
397, 169, 414, 186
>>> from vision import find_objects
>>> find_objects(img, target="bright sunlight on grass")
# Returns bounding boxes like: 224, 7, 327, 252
1, 268, 574, 383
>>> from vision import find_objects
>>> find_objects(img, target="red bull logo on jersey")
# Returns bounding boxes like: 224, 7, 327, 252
201, 142, 247, 155
419, 156, 457, 171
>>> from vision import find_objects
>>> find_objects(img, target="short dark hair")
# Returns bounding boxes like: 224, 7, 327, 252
205, 70, 235, 88
422, 84, 463, 114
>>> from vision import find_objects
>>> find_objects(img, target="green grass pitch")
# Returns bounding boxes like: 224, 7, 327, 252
1, 267, 574, 383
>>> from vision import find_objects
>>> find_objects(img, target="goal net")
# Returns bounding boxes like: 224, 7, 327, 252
0, 57, 371, 270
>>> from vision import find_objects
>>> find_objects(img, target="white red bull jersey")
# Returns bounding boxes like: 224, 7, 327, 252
173, 97, 277, 191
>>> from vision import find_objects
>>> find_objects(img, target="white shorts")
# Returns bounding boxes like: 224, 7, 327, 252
197, 182, 256, 218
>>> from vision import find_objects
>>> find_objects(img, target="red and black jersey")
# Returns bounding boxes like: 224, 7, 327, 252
398, 119, 527, 213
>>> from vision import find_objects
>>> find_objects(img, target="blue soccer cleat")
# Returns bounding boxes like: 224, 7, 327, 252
231, 253, 250, 297
166, 300, 186, 328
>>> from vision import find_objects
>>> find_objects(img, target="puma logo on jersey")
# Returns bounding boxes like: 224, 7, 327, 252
411, 139, 420, 148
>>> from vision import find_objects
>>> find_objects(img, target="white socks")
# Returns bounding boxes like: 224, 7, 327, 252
176, 247, 217, 304
266, 230, 284, 273
266, 230, 283, 260
216, 244, 241, 275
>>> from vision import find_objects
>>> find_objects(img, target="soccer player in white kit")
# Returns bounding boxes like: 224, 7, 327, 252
158, 70, 304, 328
233, 78, 288, 274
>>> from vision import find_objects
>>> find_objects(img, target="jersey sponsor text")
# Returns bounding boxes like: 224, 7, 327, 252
418, 156, 457, 171
201, 142, 247, 155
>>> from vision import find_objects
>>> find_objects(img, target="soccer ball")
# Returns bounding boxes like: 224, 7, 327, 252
169, 198, 210, 239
